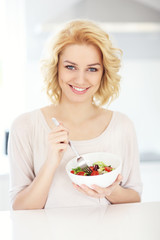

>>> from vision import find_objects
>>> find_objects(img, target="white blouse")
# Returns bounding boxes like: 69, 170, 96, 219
8, 109, 142, 208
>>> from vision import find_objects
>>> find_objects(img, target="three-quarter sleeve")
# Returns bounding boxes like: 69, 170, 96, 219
121, 118, 143, 197
8, 113, 35, 206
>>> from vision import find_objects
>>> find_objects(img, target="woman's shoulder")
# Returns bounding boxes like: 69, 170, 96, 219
112, 110, 133, 124
112, 110, 137, 135
10, 108, 40, 133
102, 108, 134, 125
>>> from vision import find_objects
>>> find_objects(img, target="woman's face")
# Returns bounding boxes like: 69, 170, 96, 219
58, 44, 103, 104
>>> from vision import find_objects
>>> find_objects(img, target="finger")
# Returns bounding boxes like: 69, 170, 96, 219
49, 132, 69, 143
72, 183, 87, 195
50, 124, 69, 134
56, 143, 68, 151
49, 139, 68, 148
118, 174, 123, 181
50, 129, 69, 137
91, 185, 106, 197
49, 130, 68, 137
72, 183, 98, 198
112, 174, 123, 186
54, 134, 69, 144
80, 184, 100, 198
104, 174, 123, 196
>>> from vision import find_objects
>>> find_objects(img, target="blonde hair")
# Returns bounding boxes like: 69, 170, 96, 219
41, 19, 122, 106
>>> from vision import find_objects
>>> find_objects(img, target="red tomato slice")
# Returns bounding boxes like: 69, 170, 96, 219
70, 170, 74, 174
89, 166, 94, 171
104, 166, 112, 172
91, 171, 99, 176
77, 171, 85, 176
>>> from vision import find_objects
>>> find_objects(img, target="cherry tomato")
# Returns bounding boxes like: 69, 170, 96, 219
70, 170, 74, 174
91, 171, 99, 176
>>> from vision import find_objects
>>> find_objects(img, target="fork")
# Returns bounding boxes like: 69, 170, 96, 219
52, 118, 92, 174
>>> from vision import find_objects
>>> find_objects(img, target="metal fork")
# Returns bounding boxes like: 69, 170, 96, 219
52, 118, 92, 174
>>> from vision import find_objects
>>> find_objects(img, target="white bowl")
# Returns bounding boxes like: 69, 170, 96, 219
66, 152, 122, 188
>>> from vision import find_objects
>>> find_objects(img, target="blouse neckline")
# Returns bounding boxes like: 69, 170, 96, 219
38, 109, 116, 145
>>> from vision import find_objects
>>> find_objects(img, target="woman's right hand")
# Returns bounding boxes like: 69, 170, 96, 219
46, 123, 69, 167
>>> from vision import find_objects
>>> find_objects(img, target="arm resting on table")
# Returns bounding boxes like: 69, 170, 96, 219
12, 161, 57, 210
106, 185, 141, 204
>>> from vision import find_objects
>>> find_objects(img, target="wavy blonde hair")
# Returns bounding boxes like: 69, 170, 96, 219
41, 19, 122, 106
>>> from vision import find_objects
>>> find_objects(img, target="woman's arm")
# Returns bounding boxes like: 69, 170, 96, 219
12, 158, 58, 210
11, 124, 69, 210
105, 184, 141, 204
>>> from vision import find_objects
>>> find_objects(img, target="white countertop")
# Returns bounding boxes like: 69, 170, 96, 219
0, 202, 160, 240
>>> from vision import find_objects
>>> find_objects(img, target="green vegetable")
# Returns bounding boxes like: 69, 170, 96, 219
72, 167, 83, 174
98, 167, 104, 174
93, 161, 106, 168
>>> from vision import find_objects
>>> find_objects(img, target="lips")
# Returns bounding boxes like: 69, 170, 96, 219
69, 85, 90, 94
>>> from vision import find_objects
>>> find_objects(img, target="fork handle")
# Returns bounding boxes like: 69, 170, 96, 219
52, 118, 60, 127
52, 118, 81, 158
68, 141, 81, 159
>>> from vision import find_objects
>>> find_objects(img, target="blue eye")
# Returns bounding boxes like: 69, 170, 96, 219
65, 65, 75, 70
88, 67, 97, 72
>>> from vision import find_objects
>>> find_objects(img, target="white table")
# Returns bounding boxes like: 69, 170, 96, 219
0, 202, 160, 240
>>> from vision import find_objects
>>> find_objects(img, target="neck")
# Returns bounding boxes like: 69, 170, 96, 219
57, 100, 99, 125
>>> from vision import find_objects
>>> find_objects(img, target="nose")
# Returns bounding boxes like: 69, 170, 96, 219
74, 70, 86, 85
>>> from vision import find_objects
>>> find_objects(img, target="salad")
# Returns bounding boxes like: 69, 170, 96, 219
70, 161, 114, 176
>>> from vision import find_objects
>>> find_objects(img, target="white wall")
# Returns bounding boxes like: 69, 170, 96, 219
110, 59, 160, 155
0, 0, 27, 157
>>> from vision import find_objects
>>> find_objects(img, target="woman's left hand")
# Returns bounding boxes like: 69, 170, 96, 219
72, 174, 123, 199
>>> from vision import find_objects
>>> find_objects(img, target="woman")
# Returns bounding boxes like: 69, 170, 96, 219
8, 20, 142, 210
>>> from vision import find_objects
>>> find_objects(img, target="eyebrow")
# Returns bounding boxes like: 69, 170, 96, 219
64, 60, 78, 66
64, 60, 101, 67
87, 63, 101, 67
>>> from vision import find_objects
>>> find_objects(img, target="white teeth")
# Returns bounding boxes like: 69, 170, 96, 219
72, 86, 87, 91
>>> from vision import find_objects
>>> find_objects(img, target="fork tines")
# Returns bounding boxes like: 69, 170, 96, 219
83, 167, 92, 174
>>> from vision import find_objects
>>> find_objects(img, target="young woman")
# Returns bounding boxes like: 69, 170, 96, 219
8, 20, 142, 210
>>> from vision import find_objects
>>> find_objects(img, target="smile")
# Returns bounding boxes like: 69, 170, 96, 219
69, 85, 90, 94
